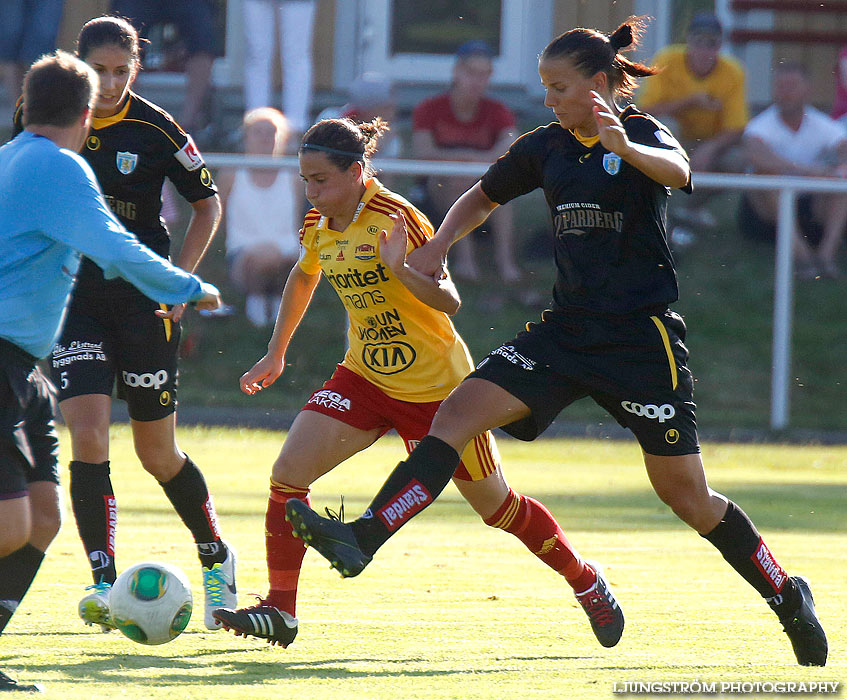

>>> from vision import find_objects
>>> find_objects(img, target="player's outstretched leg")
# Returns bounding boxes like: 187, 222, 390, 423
157, 455, 237, 629
573, 561, 624, 648
701, 500, 827, 666
0, 669, 43, 693
777, 576, 827, 666
78, 580, 115, 632
477, 483, 624, 647
213, 602, 298, 647
285, 499, 371, 578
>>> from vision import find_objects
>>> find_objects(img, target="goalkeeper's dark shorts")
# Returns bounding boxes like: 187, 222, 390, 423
467, 308, 700, 457
0, 338, 60, 498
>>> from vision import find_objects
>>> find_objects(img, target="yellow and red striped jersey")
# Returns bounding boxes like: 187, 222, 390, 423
298, 178, 473, 402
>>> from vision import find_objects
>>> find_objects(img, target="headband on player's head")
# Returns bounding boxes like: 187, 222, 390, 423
300, 143, 365, 159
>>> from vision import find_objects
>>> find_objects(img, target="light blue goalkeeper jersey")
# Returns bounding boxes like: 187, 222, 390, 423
0, 131, 214, 358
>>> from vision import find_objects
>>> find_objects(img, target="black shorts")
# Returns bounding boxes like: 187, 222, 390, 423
50, 287, 180, 422
0, 339, 60, 498
468, 309, 700, 456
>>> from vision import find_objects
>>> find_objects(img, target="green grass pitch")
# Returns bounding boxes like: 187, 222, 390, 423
3, 426, 844, 699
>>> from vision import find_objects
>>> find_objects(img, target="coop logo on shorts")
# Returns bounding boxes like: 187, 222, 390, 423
116, 151, 138, 175
602, 152, 621, 175
122, 369, 169, 390
307, 389, 351, 411
621, 400, 675, 423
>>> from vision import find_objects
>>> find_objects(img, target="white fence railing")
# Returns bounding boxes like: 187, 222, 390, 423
204, 154, 845, 430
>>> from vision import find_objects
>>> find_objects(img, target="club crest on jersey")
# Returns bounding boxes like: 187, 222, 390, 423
602, 153, 621, 175
116, 151, 138, 175
355, 243, 376, 261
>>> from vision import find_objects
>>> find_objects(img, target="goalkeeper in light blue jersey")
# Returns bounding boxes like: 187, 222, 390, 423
0, 51, 219, 693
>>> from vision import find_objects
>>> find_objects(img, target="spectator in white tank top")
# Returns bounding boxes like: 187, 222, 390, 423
217, 108, 303, 326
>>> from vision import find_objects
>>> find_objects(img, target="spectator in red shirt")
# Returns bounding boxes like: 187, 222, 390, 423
413, 41, 521, 285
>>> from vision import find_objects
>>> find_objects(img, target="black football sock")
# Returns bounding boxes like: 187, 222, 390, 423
0, 544, 45, 635
701, 500, 800, 618
350, 435, 460, 556
69, 460, 117, 585
159, 455, 227, 568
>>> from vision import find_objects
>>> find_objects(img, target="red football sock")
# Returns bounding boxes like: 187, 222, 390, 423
484, 488, 596, 592
264, 479, 310, 617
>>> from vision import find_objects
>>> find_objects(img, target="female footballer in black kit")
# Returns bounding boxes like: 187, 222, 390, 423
286, 18, 827, 666
14, 16, 237, 631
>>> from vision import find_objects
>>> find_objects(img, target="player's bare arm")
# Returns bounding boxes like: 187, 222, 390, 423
410, 182, 498, 280
240, 264, 320, 395
381, 211, 460, 315
164, 194, 222, 321
591, 92, 689, 189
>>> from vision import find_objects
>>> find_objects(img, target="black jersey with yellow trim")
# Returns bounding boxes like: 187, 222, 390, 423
13, 91, 216, 256
481, 104, 690, 316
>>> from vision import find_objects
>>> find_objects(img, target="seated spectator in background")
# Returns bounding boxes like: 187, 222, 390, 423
640, 11, 749, 241
241, 0, 316, 137
413, 40, 521, 284
831, 44, 847, 123
0, 0, 64, 110
739, 61, 847, 279
318, 72, 401, 159
217, 108, 301, 325
111, 0, 219, 135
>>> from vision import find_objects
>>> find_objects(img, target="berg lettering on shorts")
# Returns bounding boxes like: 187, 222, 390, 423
307, 389, 352, 411
121, 369, 169, 390
378, 479, 431, 530
491, 344, 536, 370
621, 400, 675, 423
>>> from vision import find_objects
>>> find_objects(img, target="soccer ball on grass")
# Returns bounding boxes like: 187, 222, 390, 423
109, 562, 193, 645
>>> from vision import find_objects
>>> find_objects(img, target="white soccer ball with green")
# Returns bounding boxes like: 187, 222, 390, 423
109, 562, 193, 645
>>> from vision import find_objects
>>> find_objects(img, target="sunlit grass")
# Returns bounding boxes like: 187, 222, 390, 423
3, 427, 844, 699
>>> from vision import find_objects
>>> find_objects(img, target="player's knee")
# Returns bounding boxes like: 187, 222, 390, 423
136, 446, 182, 481
68, 423, 109, 457
657, 489, 711, 530
270, 453, 309, 487
0, 523, 31, 558
30, 506, 62, 550
430, 396, 475, 447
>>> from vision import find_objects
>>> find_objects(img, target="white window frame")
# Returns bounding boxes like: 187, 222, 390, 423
349, 0, 552, 87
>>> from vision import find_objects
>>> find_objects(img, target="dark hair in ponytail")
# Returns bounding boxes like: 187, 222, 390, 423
299, 117, 390, 177
541, 16, 658, 99
76, 15, 145, 63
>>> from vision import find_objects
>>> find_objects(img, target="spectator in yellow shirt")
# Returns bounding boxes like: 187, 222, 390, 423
640, 12, 749, 242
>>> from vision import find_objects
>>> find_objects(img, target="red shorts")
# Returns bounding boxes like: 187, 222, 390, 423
302, 364, 499, 481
